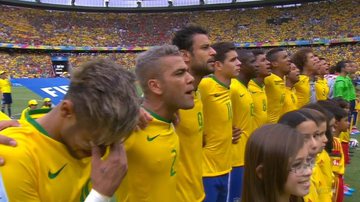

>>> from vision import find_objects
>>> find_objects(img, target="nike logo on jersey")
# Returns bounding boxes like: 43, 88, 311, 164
147, 134, 160, 142
239, 94, 245, 97
48, 164, 67, 179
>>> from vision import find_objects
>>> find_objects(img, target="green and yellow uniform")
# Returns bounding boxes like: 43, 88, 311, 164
264, 73, 285, 123
0, 112, 91, 201
176, 91, 205, 202
117, 110, 179, 202
315, 78, 329, 101
230, 79, 255, 167
199, 76, 233, 176
248, 79, 267, 128
294, 75, 311, 108
283, 87, 298, 114
20, 108, 50, 120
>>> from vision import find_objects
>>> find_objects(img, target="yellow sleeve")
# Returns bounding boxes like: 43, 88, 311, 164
0, 111, 10, 121
0, 134, 40, 201
20, 108, 29, 120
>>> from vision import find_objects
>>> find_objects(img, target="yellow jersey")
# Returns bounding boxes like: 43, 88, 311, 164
316, 150, 333, 201
0, 78, 11, 93
198, 76, 233, 176
283, 86, 299, 114
248, 79, 267, 128
303, 165, 319, 202
264, 73, 285, 123
0, 111, 10, 121
294, 75, 311, 108
315, 78, 329, 101
0, 112, 91, 201
176, 91, 205, 202
339, 131, 350, 143
116, 110, 179, 202
230, 79, 255, 167
330, 137, 345, 175
41, 106, 52, 109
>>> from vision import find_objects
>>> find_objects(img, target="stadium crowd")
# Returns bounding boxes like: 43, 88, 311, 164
0, 0, 358, 47
0, 44, 358, 78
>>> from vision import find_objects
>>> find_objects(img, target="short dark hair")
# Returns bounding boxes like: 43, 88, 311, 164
172, 25, 208, 52
212, 42, 236, 63
266, 48, 285, 62
290, 48, 313, 72
329, 65, 337, 74
335, 60, 349, 73
252, 49, 265, 57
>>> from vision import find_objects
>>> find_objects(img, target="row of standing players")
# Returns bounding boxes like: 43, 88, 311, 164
0, 25, 358, 202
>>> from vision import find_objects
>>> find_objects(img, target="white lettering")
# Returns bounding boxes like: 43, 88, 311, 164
41, 87, 58, 97
53, 87, 67, 94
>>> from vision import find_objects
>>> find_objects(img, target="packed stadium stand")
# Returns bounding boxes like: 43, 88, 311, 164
0, 0, 359, 77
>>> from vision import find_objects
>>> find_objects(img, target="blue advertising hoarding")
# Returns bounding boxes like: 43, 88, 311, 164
12, 78, 70, 105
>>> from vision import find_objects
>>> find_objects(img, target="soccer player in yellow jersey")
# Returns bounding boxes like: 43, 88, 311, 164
116, 45, 195, 202
248, 49, 271, 128
292, 48, 318, 107
229, 49, 256, 201
0, 59, 140, 201
264, 48, 291, 123
315, 58, 330, 101
0, 71, 12, 118
41, 97, 53, 109
199, 42, 240, 202
172, 25, 216, 202
283, 63, 300, 114
20, 99, 38, 120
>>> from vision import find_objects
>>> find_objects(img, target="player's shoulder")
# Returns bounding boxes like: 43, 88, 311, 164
199, 76, 214, 85
264, 73, 278, 84
0, 126, 38, 159
198, 77, 214, 92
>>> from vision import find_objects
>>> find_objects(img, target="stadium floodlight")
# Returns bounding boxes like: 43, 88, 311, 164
200, 0, 205, 5
104, 0, 109, 7
137, 0, 142, 8
168, 0, 173, 7
71, 0, 75, 6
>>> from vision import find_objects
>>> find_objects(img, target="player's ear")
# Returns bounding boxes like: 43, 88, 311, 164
270, 60, 278, 68
59, 100, 75, 118
255, 164, 263, 180
148, 79, 163, 95
214, 61, 223, 71
180, 50, 190, 63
